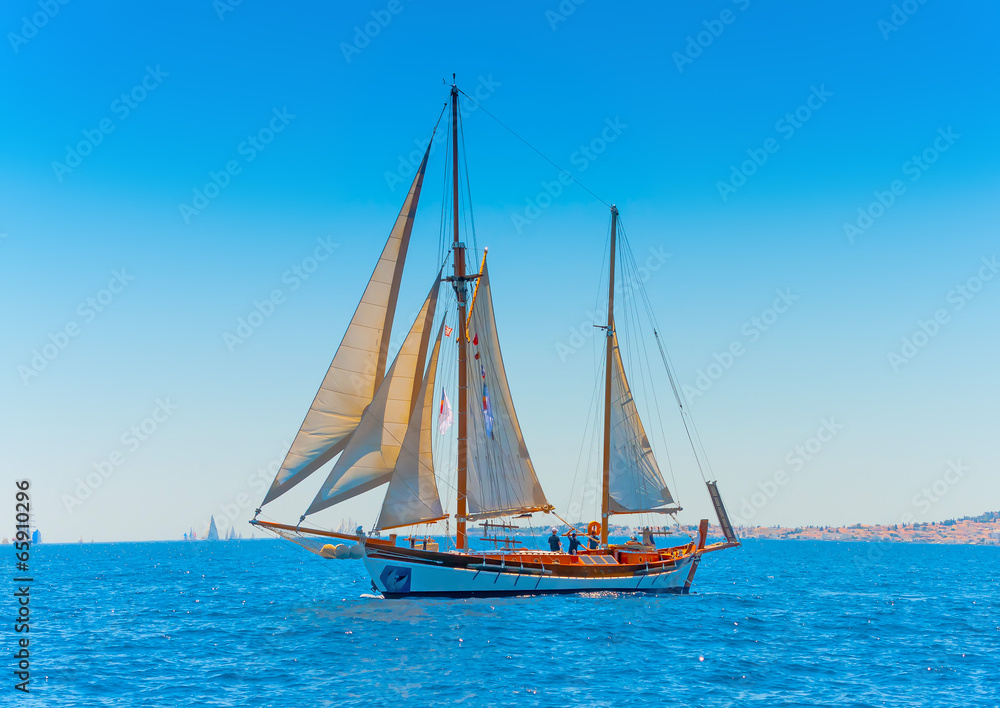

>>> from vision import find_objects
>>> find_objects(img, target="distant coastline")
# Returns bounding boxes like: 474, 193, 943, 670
727, 511, 1000, 546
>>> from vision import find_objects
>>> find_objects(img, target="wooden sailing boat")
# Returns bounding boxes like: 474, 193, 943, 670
250, 80, 740, 597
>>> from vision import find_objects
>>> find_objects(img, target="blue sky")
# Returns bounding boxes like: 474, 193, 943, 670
2, 0, 998, 542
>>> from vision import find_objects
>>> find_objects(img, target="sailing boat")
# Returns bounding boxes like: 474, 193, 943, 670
251, 80, 740, 596
205, 516, 220, 541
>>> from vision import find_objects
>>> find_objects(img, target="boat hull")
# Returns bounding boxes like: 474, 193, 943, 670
363, 552, 695, 598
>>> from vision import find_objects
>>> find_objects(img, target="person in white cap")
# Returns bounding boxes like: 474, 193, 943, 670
548, 527, 562, 552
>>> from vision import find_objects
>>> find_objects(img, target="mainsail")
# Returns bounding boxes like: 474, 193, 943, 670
464, 258, 551, 520
376, 320, 447, 530
305, 276, 440, 516
607, 331, 675, 512
261, 144, 433, 505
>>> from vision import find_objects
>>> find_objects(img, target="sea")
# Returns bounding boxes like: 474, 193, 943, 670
10, 539, 999, 707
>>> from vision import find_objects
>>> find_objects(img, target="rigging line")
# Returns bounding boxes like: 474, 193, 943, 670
455, 87, 612, 210
618, 223, 679, 505
433, 298, 457, 512
431, 102, 450, 264
457, 105, 479, 264
438, 123, 452, 266
622, 239, 682, 503
620, 229, 714, 484
431, 102, 448, 135
581, 212, 613, 519
567, 365, 603, 522
621, 267, 656, 506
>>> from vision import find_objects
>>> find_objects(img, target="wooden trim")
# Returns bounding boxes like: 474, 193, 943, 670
364, 542, 695, 580
608, 506, 683, 516
377, 514, 449, 532
251, 520, 395, 546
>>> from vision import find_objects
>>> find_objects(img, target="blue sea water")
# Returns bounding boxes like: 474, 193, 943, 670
8, 539, 999, 707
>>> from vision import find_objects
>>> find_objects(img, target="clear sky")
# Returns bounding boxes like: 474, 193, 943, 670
2, 0, 998, 542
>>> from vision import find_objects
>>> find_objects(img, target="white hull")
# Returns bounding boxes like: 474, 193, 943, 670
363, 552, 696, 597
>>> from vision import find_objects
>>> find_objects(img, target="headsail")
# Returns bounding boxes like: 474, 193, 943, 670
304, 275, 441, 516
465, 257, 551, 520
260, 144, 433, 505
376, 320, 448, 530
607, 331, 675, 513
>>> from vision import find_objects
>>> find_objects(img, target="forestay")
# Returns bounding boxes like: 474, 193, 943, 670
261, 144, 433, 505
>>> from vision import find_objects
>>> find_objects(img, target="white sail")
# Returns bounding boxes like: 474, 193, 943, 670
261, 144, 432, 505
608, 331, 675, 512
376, 320, 447, 530
465, 259, 551, 520
206, 516, 220, 541
305, 277, 440, 515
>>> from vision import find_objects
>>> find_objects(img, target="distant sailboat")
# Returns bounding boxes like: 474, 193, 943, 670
251, 79, 740, 596
31, 529, 40, 544
206, 516, 221, 541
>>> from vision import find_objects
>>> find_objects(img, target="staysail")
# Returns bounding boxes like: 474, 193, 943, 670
260, 144, 433, 505
607, 331, 675, 512
464, 258, 551, 520
376, 320, 447, 530
304, 276, 440, 516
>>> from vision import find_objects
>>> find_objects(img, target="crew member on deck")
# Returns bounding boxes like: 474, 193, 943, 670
587, 529, 600, 550
643, 527, 656, 548
567, 530, 582, 555
548, 527, 562, 552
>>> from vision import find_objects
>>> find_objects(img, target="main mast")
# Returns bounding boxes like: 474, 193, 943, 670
451, 78, 469, 551
601, 205, 618, 545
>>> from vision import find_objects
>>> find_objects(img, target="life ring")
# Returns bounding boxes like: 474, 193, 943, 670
587, 521, 601, 537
